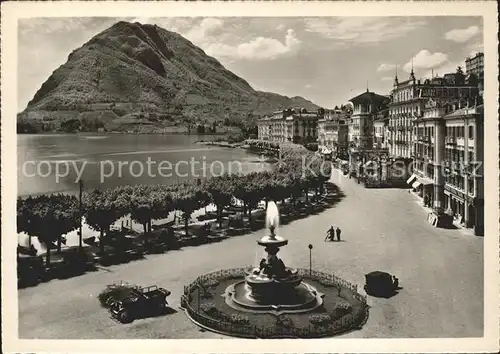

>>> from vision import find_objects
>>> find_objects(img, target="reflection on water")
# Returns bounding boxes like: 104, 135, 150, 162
17, 134, 271, 196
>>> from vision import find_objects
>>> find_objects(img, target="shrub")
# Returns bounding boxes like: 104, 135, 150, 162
276, 315, 294, 328
230, 314, 250, 325
228, 216, 245, 228
203, 279, 220, 288
331, 301, 352, 319
200, 301, 217, 314
319, 279, 336, 287
308, 313, 332, 326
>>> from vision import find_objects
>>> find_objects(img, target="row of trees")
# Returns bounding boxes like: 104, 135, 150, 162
17, 148, 331, 266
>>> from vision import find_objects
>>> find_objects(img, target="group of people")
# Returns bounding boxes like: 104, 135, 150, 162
325, 226, 342, 242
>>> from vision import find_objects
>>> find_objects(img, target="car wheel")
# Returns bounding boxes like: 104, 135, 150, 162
118, 309, 132, 323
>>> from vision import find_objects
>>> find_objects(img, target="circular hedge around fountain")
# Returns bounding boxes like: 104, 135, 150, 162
181, 268, 369, 338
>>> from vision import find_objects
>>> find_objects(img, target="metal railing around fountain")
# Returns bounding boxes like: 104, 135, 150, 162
180, 267, 369, 338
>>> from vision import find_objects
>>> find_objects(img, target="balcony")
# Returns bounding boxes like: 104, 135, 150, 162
445, 136, 456, 145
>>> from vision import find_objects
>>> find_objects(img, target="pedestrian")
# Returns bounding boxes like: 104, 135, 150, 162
325, 226, 335, 242
336, 227, 341, 241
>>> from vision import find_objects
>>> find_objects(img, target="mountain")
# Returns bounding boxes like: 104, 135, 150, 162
18, 21, 321, 133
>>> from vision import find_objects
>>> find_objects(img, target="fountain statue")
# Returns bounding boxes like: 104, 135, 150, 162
223, 201, 324, 315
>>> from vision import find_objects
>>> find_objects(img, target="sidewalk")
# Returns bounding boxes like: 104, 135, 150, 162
408, 189, 476, 237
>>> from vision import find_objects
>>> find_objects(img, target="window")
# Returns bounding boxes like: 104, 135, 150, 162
469, 126, 474, 139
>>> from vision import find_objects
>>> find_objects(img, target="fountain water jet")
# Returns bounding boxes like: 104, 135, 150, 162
223, 201, 324, 315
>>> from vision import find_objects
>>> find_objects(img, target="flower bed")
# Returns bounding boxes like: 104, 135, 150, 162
181, 267, 369, 338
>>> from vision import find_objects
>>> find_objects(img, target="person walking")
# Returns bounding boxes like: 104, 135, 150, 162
336, 227, 342, 241
423, 194, 429, 207
325, 226, 335, 242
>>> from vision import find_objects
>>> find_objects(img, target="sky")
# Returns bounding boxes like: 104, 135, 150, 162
18, 16, 483, 110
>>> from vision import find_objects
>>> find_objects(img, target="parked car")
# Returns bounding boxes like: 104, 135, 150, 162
17, 253, 44, 287
364, 271, 399, 297
101, 283, 172, 323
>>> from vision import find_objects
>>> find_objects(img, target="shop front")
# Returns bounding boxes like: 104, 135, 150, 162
444, 185, 484, 235
407, 174, 434, 203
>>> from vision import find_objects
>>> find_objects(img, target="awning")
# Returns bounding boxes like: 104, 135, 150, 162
412, 181, 422, 189
420, 178, 433, 186
406, 174, 417, 185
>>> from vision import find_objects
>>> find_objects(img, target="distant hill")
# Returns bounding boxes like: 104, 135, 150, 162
18, 21, 321, 133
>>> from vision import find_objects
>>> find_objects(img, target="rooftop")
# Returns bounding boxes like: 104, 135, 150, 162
349, 90, 389, 105
444, 104, 484, 118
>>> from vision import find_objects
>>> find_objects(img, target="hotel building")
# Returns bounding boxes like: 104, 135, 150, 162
410, 97, 484, 236
257, 108, 324, 143
465, 52, 484, 97
373, 108, 389, 149
317, 109, 349, 158
388, 69, 478, 159
348, 90, 389, 150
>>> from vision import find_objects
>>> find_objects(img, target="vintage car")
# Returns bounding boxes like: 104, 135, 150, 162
364, 271, 399, 297
101, 283, 171, 323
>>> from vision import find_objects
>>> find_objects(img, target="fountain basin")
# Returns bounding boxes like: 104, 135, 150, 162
223, 280, 324, 316
257, 235, 288, 248
245, 268, 302, 301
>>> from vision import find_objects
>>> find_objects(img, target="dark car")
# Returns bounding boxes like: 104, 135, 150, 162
364, 271, 399, 298
17, 253, 45, 287
105, 285, 171, 323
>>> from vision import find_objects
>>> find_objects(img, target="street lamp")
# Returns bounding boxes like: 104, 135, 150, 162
78, 179, 84, 252
308, 244, 313, 275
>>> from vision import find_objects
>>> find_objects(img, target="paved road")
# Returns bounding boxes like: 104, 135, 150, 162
18, 169, 483, 339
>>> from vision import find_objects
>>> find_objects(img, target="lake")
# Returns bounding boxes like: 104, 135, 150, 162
17, 134, 270, 196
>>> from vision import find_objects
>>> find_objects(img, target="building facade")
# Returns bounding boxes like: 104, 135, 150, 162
373, 108, 389, 149
317, 109, 349, 158
257, 108, 324, 143
465, 52, 484, 97
388, 69, 478, 159
465, 52, 484, 81
348, 90, 389, 150
411, 98, 484, 235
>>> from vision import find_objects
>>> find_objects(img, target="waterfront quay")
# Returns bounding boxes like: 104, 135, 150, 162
18, 168, 483, 339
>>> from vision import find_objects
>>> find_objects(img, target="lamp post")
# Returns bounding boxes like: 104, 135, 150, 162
78, 179, 84, 253
308, 244, 313, 275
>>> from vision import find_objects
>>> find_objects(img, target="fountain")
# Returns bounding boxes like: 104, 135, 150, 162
182, 201, 369, 338
223, 202, 324, 315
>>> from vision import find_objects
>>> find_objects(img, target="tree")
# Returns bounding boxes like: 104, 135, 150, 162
129, 185, 173, 249
129, 185, 155, 248
466, 72, 478, 86
17, 194, 80, 266
196, 124, 206, 134
60, 118, 81, 133
84, 188, 128, 255
17, 196, 35, 247
204, 175, 235, 228
233, 173, 264, 227
172, 182, 210, 236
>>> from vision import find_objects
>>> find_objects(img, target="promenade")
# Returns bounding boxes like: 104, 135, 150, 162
18, 168, 483, 339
